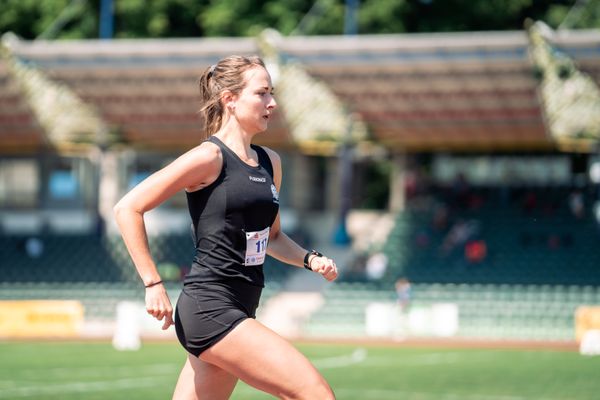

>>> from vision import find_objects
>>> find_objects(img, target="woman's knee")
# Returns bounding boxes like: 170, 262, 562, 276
304, 383, 335, 400
283, 375, 335, 400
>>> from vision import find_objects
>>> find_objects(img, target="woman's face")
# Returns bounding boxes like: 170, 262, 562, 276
231, 66, 277, 134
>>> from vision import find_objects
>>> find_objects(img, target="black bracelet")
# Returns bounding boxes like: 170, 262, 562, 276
144, 280, 163, 288
303, 250, 323, 271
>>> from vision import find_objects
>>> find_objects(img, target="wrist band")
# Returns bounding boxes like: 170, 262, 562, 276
144, 280, 163, 288
303, 250, 323, 271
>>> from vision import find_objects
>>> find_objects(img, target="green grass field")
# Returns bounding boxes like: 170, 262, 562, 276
1, 341, 599, 399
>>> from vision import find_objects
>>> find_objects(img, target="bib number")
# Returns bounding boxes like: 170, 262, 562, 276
244, 227, 270, 266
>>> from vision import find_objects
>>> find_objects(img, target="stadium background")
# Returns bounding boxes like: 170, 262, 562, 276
2, 0, 600, 399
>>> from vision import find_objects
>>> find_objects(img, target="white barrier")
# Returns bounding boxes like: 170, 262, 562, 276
366, 302, 459, 338
580, 329, 600, 356
112, 301, 142, 351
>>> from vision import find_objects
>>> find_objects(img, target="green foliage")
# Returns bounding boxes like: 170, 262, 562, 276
359, 0, 408, 33
289, 0, 345, 35
0, 0, 87, 39
113, 0, 207, 38
199, 0, 261, 36
560, 0, 600, 29
0, 0, 591, 39
401, 0, 577, 32
264, 1, 308, 35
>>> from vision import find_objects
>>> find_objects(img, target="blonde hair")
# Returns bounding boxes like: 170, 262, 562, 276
198, 55, 266, 138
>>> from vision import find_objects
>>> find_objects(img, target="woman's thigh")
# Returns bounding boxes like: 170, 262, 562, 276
199, 319, 335, 400
172, 353, 238, 400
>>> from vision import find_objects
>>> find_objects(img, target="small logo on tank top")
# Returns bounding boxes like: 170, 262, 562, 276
249, 176, 266, 183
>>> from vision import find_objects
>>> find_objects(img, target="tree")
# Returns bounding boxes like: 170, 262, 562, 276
0, 0, 590, 40
401, 0, 578, 32
0, 0, 97, 39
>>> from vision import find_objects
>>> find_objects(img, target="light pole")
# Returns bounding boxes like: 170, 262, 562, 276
333, 0, 359, 245
99, 0, 114, 39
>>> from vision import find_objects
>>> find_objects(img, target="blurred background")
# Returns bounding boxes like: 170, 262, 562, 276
2, 0, 600, 379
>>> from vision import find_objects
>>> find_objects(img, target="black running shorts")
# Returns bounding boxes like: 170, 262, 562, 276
174, 280, 262, 357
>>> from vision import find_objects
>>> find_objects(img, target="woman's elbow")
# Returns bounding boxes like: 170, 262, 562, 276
113, 200, 125, 218
269, 228, 282, 242
113, 199, 134, 222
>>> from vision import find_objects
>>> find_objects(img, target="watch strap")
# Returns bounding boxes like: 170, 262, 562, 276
303, 250, 323, 271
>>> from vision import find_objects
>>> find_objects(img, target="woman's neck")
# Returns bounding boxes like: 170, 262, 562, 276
213, 125, 257, 161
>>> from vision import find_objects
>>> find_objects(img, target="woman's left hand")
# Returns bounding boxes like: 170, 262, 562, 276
310, 256, 338, 282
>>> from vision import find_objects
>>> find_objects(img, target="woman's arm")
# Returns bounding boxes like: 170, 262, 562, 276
113, 142, 222, 329
263, 147, 338, 282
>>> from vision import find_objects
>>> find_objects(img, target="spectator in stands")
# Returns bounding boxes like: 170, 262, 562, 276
569, 189, 585, 219
343, 251, 368, 281
415, 229, 431, 248
465, 239, 487, 263
24, 236, 44, 259
114, 55, 337, 400
547, 234, 561, 250
395, 278, 412, 312
365, 251, 388, 281
431, 202, 449, 232
451, 172, 470, 209
441, 219, 480, 256
594, 200, 600, 233
94, 213, 106, 238
522, 189, 538, 214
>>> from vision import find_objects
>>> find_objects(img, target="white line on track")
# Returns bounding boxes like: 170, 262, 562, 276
0, 364, 181, 398
233, 384, 570, 400
0, 363, 180, 380
358, 352, 464, 368
0, 376, 169, 398
312, 348, 368, 369
334, 388, 570, 400
312, 350, 465, 370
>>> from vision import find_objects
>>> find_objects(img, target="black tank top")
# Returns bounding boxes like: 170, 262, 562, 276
184, 136, 280, 287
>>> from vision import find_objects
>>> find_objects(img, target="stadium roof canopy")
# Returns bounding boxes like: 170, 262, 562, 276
0, 36, 286, 154
275, 29, 600, 153
2, 29, 600, 154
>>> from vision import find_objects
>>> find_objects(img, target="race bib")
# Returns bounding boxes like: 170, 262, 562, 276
244, 227, 270, 266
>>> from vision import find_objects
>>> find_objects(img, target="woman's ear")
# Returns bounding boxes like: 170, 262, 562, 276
221, 90, 236, 111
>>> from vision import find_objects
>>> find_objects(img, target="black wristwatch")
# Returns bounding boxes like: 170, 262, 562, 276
303, 250, 323, 271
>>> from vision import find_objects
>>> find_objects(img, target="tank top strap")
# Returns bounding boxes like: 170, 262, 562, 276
251, 145, 274, 178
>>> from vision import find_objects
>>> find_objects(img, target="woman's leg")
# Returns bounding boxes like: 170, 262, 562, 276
172, 353, 239, 400
200, 319, 335, 400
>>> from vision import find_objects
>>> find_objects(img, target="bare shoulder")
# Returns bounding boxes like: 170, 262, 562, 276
174, 140, 220, 171
187, 140, 222, 162
178, 140, 223, 191
260, 146, 281, 168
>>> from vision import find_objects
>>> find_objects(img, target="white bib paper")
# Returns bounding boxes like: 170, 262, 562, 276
244, 227, 270, 266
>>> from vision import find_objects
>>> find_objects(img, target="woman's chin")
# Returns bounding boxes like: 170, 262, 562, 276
256, 122, 269, 133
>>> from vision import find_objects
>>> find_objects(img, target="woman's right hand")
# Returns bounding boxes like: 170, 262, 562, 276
145, 284, 174, 330
309, 255, 339, 282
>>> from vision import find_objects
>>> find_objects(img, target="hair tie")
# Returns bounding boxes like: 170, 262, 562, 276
208, 64, 216, 77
